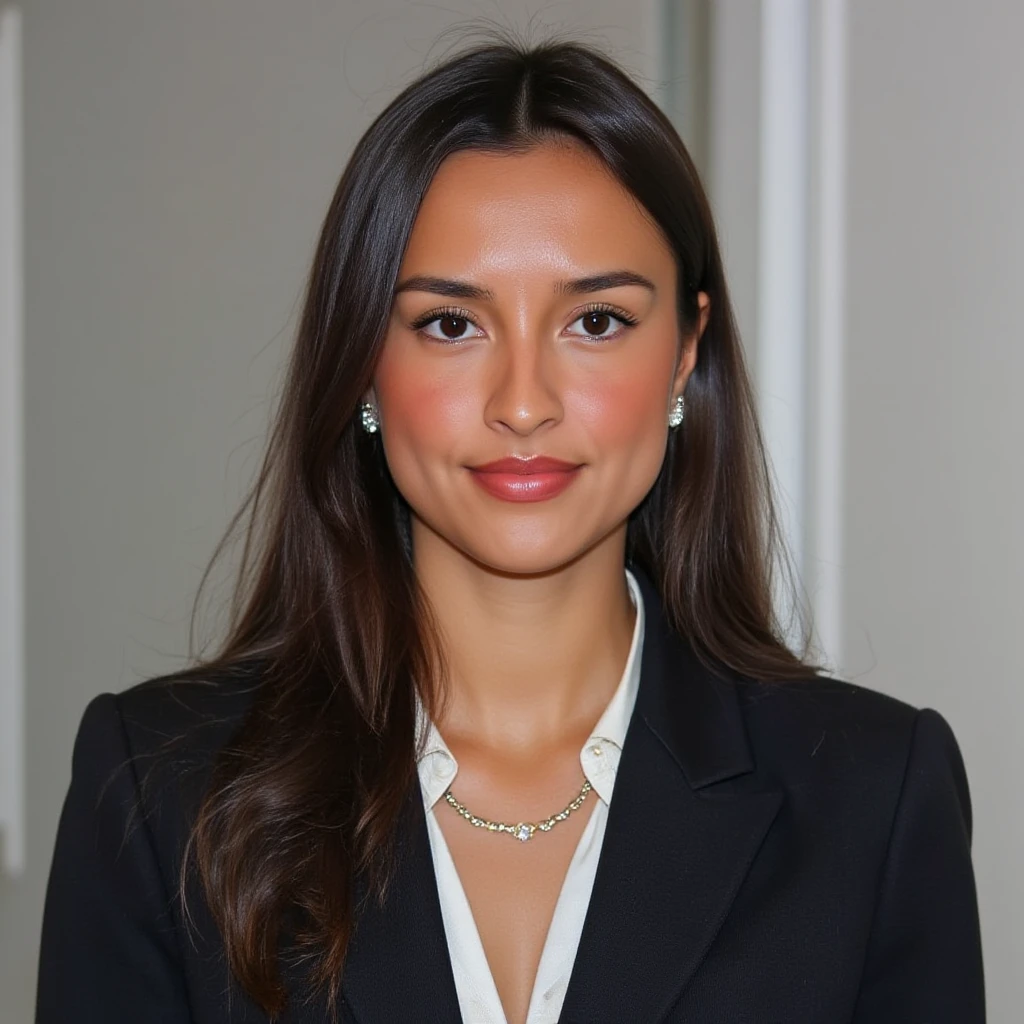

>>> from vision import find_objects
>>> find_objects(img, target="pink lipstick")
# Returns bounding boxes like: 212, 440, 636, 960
468, 455, 583, 503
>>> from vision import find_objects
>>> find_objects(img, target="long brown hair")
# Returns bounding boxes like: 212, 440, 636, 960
174, 30, 818, 1019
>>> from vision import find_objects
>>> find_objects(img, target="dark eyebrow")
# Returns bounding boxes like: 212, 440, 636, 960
554, 270, 657, 295
392, 270, 656, 301
393, 275, 496, 301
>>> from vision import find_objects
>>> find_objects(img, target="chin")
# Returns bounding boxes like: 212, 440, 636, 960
458, 534, 601, 578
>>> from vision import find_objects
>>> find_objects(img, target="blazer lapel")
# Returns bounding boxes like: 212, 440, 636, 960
337, 787, 463, 1024
558, 565, 783, 1023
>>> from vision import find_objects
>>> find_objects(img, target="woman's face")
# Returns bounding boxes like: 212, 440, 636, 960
370, 140, 709, 575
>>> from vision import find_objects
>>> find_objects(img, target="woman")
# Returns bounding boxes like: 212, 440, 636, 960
36, 35, 985, 1024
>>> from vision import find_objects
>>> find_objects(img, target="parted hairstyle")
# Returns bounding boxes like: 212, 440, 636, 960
170, 30, 819, 1020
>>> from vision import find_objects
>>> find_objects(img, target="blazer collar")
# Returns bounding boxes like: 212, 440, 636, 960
556, 562, 782, 1022
629, 561, 756, 789
335, 561, 782, 1024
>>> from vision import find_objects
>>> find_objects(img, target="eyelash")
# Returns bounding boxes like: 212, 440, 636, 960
409, 302, 640, 343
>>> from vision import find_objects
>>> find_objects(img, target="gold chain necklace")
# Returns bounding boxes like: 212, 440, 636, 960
441, 778, 593, 842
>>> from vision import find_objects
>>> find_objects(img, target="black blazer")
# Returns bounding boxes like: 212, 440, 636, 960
37, 567, 985, 1023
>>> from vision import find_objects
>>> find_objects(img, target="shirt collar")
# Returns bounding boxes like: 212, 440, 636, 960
414, 566, 645, 809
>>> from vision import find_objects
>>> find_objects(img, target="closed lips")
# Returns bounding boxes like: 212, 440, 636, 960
470, 457, 581, 473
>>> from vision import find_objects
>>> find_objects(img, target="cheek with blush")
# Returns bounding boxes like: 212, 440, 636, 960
571, 367, 670, 477
373, 353, 477, 493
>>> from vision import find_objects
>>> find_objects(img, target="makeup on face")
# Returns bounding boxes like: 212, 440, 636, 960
466, 455, 584, 503
371, 141, 698, 573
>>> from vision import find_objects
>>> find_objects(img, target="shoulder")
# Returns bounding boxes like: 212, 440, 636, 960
114, 662, 261, 760
74, 663, 259, 771
41, 667, 266, 1018
726, 677, 982, 1016
67, 665, 262, 848
735, 673, 921, 756
733, 675, 971, 829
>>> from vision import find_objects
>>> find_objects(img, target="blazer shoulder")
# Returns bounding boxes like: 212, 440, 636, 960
112, 663, 261, 765
733, 674, 954, 792
736, 673, 921, 730
64, 665, 263, 850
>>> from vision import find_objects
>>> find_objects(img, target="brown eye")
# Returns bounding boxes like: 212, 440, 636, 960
412, 308, 485, 343
566, 306, 638, 341
439, 316, 469, 339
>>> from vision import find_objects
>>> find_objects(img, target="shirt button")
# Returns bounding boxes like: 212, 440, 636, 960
588, 744, 603, 757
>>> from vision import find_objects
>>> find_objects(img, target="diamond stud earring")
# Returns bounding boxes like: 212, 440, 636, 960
360, 402, 380, 434
668, 394, 685, 429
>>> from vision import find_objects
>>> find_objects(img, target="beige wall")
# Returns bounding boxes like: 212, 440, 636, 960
0, 3, 658, 1020
841, 1, 1023, 1014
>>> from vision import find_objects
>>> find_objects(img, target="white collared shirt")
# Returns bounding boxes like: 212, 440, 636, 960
413, 567, 645, 1024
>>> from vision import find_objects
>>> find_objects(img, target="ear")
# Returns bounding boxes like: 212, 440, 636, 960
361, 386, 376, 406
672, 291, 711, 396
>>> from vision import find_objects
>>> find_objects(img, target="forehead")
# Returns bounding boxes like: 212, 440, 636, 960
399, 141, 674, 281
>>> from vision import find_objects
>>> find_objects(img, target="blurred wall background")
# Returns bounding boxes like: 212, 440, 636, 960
838, 1, 1023, 1010
1, 1, 1021, 1021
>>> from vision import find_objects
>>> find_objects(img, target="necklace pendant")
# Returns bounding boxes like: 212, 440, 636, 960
514, 823, 535, 842
442, 778, 590, 842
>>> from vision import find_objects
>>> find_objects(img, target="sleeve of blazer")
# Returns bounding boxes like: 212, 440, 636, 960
36, 692, 194, 1024
852, 707, 986, 1023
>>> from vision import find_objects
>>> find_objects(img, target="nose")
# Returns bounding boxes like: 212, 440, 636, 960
482, 327, 564, 436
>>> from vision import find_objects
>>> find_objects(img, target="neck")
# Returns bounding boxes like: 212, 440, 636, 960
411, 523, 636, 755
